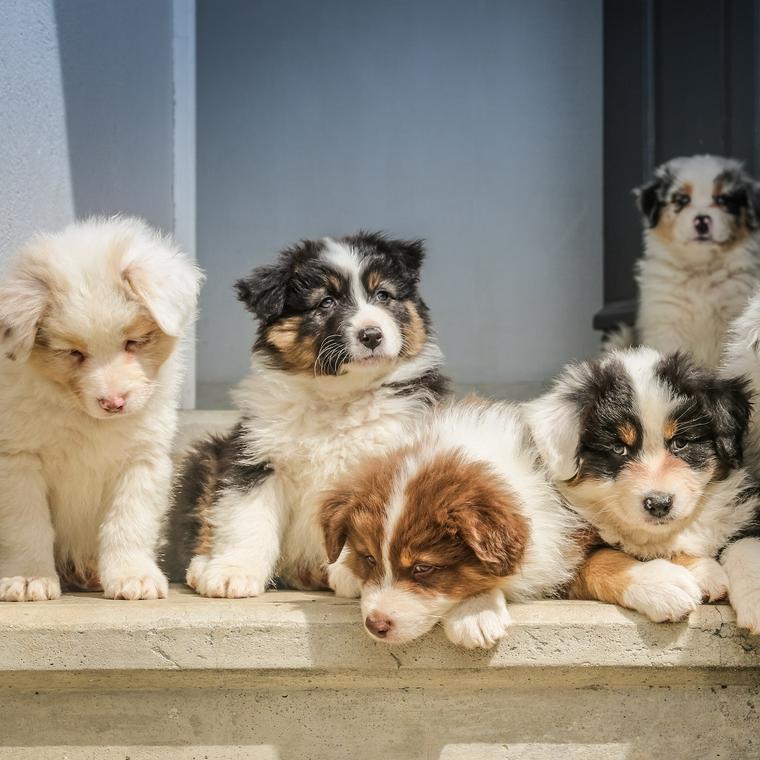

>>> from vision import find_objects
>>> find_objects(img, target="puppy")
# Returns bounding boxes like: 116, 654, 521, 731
169, 232, 449, 597
609, 155, 760, 366
0, 217, 203, 601
320, 399, 587, 649
526, 347, 759, 623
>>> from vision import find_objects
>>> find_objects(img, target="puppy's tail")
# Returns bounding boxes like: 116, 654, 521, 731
601, 323, 638, 353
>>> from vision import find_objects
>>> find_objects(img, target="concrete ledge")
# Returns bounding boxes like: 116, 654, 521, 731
2, 587, 759, 684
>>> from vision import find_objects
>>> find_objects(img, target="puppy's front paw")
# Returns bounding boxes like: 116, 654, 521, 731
327, 561, 362, 598
0, 575, 61, 602
191, 560, 267, 598
623, 559, 701, 622
102, 567, 168, 600
443, 590, 511, 649
731, 588, 760, 635
687, 557, 729, 602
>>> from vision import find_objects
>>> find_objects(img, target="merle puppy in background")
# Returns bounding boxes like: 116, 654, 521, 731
607, 155, 760, 366
168, 232, 449, 597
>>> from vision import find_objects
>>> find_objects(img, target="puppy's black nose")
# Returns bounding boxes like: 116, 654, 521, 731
643, 492, 673, 518
694, 215, 711, 236
358, 326, 383, 350
365, 614, 392, 637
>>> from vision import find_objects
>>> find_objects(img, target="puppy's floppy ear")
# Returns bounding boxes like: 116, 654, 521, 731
744, 181, 760, 230
121, 221, 204, 337
0, 238, 54, 362
395, 238, 426, 274
634, 178, 666, 228
453, 480, 529, 576
235, 262, 289, 323
706, 374, 752, 469
524, 367, 587, 481
320, 488, 354, 563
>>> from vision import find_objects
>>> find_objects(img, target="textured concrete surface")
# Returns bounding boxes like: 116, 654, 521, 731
1, 588, 760, 759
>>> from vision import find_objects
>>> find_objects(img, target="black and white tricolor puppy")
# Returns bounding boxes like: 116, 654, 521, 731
526, 347, 760, 624
610, 155, 760, 367
168, 232, 449, 596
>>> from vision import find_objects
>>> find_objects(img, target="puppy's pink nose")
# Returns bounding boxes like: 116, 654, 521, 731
98, 395, 126, 413
365, 614, 392, 638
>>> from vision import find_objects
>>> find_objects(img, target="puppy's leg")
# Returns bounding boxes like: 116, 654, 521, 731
0, 454, 60, 602
442, 588, 511, 649
190, 475, 285, 598
569, 548, 701, 622
99, 455, 171, 600
327, 546, 362, 598
721, 538, 760, 635
670, 553, 728, 602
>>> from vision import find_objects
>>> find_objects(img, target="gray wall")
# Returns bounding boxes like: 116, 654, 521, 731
196, 0, 603, 406
0, 0, 175, 257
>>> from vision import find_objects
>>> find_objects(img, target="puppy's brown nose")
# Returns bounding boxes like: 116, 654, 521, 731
365, 613, 392, 637
358, 326, 383, 350
98, 395, 126, 413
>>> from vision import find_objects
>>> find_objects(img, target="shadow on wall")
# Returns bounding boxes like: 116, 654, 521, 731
53, 0, 174, 234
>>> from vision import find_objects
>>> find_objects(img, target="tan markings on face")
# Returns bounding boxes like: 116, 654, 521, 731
367, 271, 383, 292
125, 311, 176, 376
264, 316, 316, 372
391, 451, 529, 600
618, 422, 637, 447
327, 274, 342, 292
568, 547, 638, 605
401, 302, 427, 358
28, 326, 88, 400
664, 418, 678, 441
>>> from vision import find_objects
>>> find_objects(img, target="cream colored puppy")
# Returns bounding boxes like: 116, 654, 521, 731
0, 217, 203, 601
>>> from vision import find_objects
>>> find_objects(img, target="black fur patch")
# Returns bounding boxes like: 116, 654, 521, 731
656, 352, 752, 472
384, 368, 450, 404
715, 166, 760, 229
566, 358, 643, 480
163, 421, 272, 582
635, 168, 674, 228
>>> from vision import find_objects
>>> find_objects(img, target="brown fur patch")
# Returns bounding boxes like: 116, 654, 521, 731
401, 302, 427, 357
265, 316, 316, 372
392, 450, 529, 599
367, 271, 384, 292
618, 422, 637, 447
568, 547, 638, 605
57, 560, 101, 591
664, 418, 678, 440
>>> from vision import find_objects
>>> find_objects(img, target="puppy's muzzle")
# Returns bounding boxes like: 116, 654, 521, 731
365, 613, 392, 638
358, 326, 383, 351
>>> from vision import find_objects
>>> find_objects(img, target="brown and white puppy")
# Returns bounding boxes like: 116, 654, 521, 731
609, 155, 760, 366
168, 232, 449, 596
0, 217, 203, 601
526, 347, 759, 623
321, 399, 586, 649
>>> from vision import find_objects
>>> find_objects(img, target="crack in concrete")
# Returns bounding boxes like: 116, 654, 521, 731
151, 643, 181, 669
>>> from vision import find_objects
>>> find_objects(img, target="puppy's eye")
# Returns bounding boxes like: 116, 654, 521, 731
672, 193, 690, 208
412, 563, 435, 577
611, 443, 628, 457
715, 194, 729, 208
318, 296, 336, 310
671, 437, 688, 451
364, 555, 376, 566
69, 349, 85, 362
375, 290, 391, 303
124, 340, 141, 352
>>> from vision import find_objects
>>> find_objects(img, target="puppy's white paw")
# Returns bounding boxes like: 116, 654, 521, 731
0, 575, 61, 602
687, 557, 729, 602
186, 554, 209, 590
327, 561, 362, 598
443, 590, 511, 649
192, 561, 267, 598
102, 566, 168, 600
731, 588, 760, 635
623, 559, 701, 622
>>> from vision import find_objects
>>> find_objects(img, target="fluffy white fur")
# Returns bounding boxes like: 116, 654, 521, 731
618, 156, 760, 366
0, 217, 202, 601
331, 400, 585, 649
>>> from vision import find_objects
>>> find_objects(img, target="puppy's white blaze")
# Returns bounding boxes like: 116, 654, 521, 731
380, 468, 408, 588
322, 238, 366, 305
